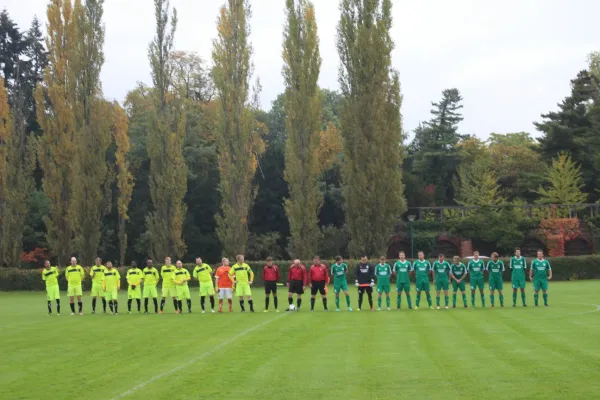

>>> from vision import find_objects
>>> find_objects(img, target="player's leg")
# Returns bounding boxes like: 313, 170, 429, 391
435, 281, 441, 308
160, 287, 167, 312
385, 286, 391, 309
490, 284, 495, 308
425, 282, 432, 308
287, 283, 294, 310
264, 284, 271, 311
227, 289, 233, 311
479, 278, 486, 307
357, 286, 364, 310
272, 284, 278, 311
296, 286, 302, 310
237, 284, 246, 311
128, 295, 132, 313
320, 284, 328, 310
415, 285, 422, 308
542, 279, 548, 306
405, 286, 413, 309
77, 290, 83, 314
247, 285, 254, 312
208, 284, 216, 312
396, 285, 402, 309
443, 282, 449, 308
512, 284, 518, 307
310, 284, 318, 311
367, 287, 373, 310
377, 287, 383, 310
113, 293, 119, 314
334, 282, 341, 311
172, 287, 179, 313
343, 281, 352, 310
217, 289, 224, 312
533, 279, 540, 306
470, 281, 476, 307
520, 285, 527, 306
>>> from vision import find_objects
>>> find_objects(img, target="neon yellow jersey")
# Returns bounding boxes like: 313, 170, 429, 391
90, 265, 107, 284
143, 267, 160, 287
193, 264, 213, 283
103, 269, 121, 291
229, 263, 254, 284
42, 267, 59, 287
126, 268, 143, 286
65, 265, 85, 286
172, 268, 191, 286
161, 265, 176, 288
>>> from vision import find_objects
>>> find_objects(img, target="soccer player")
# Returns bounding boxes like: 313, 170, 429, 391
143, 259, 160, 314
433, 254, 450, 309
467, 251, 486, 308
229, 254, 255, 312
308, 256, 329, 311
42, 260, 60, 315
529, 250, 552, 307
413, 251, 433, 309
215, 258, 233, 312
392, 252, 412, 309
355, 256, 375, 311
450, 256, 468, 308
65, 257, 85, 315
160, 257, 178, 314
287, 259, 307, 311
126, 261, 143, 313
103, 262, 121, 315
331, 256, 352, 312
173, 260, 192, 313
375, 256, 393, 311
262, 257, 280, 312
510, 248, 527, 307
89, 257, 107, 314
486, 252, 505, 308
193, 257, 216, 313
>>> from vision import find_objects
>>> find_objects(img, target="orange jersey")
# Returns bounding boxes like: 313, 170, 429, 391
215, 266, 233, 288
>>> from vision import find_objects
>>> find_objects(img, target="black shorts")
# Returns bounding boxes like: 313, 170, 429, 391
358, 286, 373, 295
289, 280, 304, 295
264, 281, 277, 295
311, 281, 326, 296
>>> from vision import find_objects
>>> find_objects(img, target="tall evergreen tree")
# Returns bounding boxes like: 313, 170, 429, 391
22, 16, 48, 136
536, 153, 587, 204
145, 0, 187, 259
282, 0, 322, 258
212, 0, 264, 255
337, 0, 405, 257
0, 10, 26, 90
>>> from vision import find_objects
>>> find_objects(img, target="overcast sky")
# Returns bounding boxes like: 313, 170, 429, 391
4, 0, 599, 138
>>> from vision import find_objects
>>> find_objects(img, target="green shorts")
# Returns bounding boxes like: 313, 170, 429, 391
452, 280, 466, 292
105, 289, 118, 301
489, 275, 503, 291
470, 276, 484, 291
128, 286, 141, 299
91, 282, 105, 297
377, 283, 391, 294
333, 280, 348, 294
435, 280, 449, 291
67, 285, 82, 297
161, 286, 177, 298
533, 279, 548, 291
511, 278, 526, 289
143, 285, 158, 298
235, 283, 252, 297
396, 282, 410, 292
176, 285, 191, 300
415, 280, 430, 292
46, 285, 60, 301
199, 282, 215, 296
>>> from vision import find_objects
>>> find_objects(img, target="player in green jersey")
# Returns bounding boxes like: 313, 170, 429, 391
65, 257, 85, 315
413, 251, 433, 309
509, 248, 527, 307
486, 252, 505, 308
392, 252, 412, 309
433, 254, 450, 309
450, 256, 468, 308
89, 257, 107, 314
160, 257, 178, 314
375, 256, 392, 310
102, 262, 121, 315
42, 260, 61, 315
143, 259, 160, 313
529, 250, 552, 306
193, 257, 216, 313
467, 251, 486, 308
126, 261, 143, 313
331, 256, 352, 312
173, 260, 192, 313
229, 255, 255, 312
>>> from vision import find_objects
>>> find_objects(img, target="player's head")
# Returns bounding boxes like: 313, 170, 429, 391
176, 260, 183, 268
515, 248, 521, 257
44, 260, 51, 269
95, 257, 102, 266
165, 257, 171, 265
293, 259, 300, 265
438, 253, 444, 261
473, 251, 479, 259
131, 261, 137, 268
236, 254, 244, 263
266, 256, 273, 266
70, 257, 77, 266
491, 252, 498, 261
537, 249, 544, 259
399, 251, 406, 260
106, 261, 113, 269
335, 256, 342, 263
360, 255, 368, 263
313, 256, 320, 265
379, 256, 386, 264
146, 259, 153, 267
222, 257, 229, 266
418, 251, 424, 260
453, 255, 460, 263
195, 257, 202, 265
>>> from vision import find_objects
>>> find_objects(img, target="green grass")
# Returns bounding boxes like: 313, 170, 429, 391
1, 281, 600, 399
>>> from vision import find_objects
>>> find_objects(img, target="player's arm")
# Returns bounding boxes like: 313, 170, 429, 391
117, 272, 121, 290
275, 265, 280, 282
193, 267, 199, 281
529, 261, 533, 281
249, 267, 254, 285
186, 270, 191, 283
547, 262, 552, 280
80, 266, 86, 281
102, 276, 107, 291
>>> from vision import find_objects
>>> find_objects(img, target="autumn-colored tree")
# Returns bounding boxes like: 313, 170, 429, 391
315, 122, 343, 173
212, 0, 264, 255
536, 153, 588, 204
145, 0, 187, 258
337, 0, 406, 256
282, 0, 322, 258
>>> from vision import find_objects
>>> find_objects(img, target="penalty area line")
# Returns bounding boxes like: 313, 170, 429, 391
110, 313, 289, 400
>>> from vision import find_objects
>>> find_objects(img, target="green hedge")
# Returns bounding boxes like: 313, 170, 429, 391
2, 256, 600, 291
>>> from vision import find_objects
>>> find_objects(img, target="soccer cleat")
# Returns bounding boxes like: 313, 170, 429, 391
189, 310, 192, 313
211, 309, 215, 313
57, 313, 60, 316
144, 311, 148, 314
370, 308, 374, 312
523, 305, 527, 307
336, 308, 340, 312
159, 311, 163, 314
202, 310, 206, 314
79, 312, 83, 316
47, 313, 52, 316
263, 310, 269, 313
275, 309, 280, 313
408, 306, 413, 310
92, 311, 96, 314
414, 306, 418, 310
348, 308, 353, 312
71, 312, 75, 316
377, 307, 381, 311
229, 308, 233, 312
387, 307, 391, 311
445, 306, 449, 309
501, 306, 504, 308
429, 306, 434, 310
464, 305, 468, 308
452, 306, 456, 309
544, 304, 549, 307
357, 308, 360, 312
491, 306, 495, 308
175, 310, 180, 314
115, 312, 119, 315
436, 306, 440, 310
128, 311, 131, 314
513, 305, 516, 307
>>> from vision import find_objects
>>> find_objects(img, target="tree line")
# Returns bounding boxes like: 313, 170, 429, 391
0, 1, 599, 267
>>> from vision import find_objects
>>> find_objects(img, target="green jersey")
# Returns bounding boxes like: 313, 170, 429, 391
331, 263, 348, 282
193, 264, 213, 283
450, 263, 467, 279
413, 260, 432, 281
126, 268, 143, 286
161, 265, 176, 288
433, 260, 450, 282
65, 265, 85, 286
393, 260, 412, 284
467, 260, 485, 278
510, 256, 527, 279
42, 266, 59, 287
486, 260, 505, 277
90, 265, 107, 285
173, 268, 191, 286
103, 269, 121, 291
375, 263, 392, 285
531, 259, 551, 280
143, 267, 160, 287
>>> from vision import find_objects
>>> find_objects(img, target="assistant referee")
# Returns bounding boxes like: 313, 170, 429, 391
262, 257, 280, 312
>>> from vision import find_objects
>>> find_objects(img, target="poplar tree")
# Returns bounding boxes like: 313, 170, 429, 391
337, 0, 406, 257
212, 0, 263, 255
282, 0, 322, 259
146, 0, 187, 259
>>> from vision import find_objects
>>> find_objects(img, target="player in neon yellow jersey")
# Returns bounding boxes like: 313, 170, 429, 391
103, 262, 121, 315
193, 257, 216, 313
126, 261, 143, 313
65, 257, 85, 315
173, 260, 192, 313
42, 260, 61, 315
229, 255, 255, 312
160, 257, 178, 314
89, 257, 107, 314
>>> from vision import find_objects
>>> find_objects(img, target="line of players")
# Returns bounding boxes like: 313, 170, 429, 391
41, 249, 552, 315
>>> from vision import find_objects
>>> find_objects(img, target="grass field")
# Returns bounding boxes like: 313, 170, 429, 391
1, 281, 599, 399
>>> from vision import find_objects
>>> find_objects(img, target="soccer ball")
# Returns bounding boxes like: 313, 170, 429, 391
289, 304, 296, 311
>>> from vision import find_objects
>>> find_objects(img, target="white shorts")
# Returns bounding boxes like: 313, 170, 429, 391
218, 288, 233, 299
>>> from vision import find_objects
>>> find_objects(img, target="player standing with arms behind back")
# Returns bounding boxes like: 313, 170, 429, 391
173, 260, 192, 313
530, 250, 552, 307
215, 258, 233, 312
433, 254, 450, 309
126, 262, 143, 313
467, 251, 486, 308
229, 255, 255, 312
510, 248, 527, 307
160, 257, 178, 314
308, 256, 329, 311
355, 256, 375, 311
450, 256, 468, 308
413, 251, 433, 309
375, 256, 392, 311
262, 257, 280, 312
103, 262, 121, 315
42, 260, 60, 315
486, 252, 505, 308
393, 252, 412, 310
89, 257, 107, 314
65, 257, 85, 315
331, 256, 352, 312
143, 259, 160, 314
